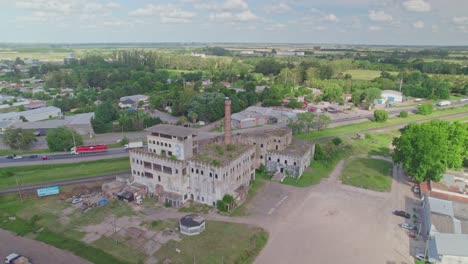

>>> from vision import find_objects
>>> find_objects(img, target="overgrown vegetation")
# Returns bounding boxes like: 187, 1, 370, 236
340, 158, 393, 192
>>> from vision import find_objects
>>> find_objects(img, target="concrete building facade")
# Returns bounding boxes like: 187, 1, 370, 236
265, 140, 315, 178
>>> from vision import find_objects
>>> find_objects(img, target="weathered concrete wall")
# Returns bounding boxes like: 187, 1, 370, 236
266, 144, 314, 178
147, 133, 196, 160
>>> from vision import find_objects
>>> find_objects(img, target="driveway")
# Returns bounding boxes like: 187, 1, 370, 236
0, 229, 90, 264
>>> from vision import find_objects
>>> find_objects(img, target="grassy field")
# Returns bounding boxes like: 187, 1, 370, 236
296, 104, 468, 141
344, 69, 398, 80
0, 157, 130, 188
347, 132, 398, 157
281, 160, 338, 187
340, 158, 393, 192
179, 201, 212, 214
0, 148, 54, 157
155, 221, 268, 264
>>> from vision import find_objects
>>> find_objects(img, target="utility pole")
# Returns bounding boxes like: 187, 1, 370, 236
399, 78, 403, 93
15, 174, 23, 203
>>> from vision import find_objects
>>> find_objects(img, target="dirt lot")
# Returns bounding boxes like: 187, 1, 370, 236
251, 162, 418, 264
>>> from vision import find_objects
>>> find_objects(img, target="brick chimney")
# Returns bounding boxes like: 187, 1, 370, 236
224, 97, 232, 145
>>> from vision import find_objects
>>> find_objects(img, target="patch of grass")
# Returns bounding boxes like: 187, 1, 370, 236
36, 231, 129, 264
178, 202, 212, 214
340, 158, 393, 192
296, 104, 468, 141
281, 159, 338, 187
230, 179, 265, 216
0, 148, 53, 156
144, 219, 177, 232
155, 221, 268, 264
347, 132, 399, 157
0, 157, 130, 188
344, 69, 397, 81
91, 235, 144, 264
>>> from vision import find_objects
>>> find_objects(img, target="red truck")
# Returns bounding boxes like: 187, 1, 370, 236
70, 144, 108, 154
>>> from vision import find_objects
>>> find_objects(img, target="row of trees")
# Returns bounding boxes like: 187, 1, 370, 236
287, 112, 332, 134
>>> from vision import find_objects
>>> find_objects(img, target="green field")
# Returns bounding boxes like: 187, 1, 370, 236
296, 105, 468, 141
344, 69, 398, 80
347, 132, 398, 157
155, 221, 268, 264
0, 157, 130, 188
340, 158, 393, 192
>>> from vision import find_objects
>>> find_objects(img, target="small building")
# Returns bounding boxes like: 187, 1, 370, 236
179, 214, 206, 236
119, 94, 149, 109
265, 140, 315, 179
0, 106, 61, 123
380, 90, 403, 103
231, 112, 268, 129
25, 100, 46, 110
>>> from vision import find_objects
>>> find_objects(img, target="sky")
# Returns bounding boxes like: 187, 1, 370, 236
1, 0, 468, 45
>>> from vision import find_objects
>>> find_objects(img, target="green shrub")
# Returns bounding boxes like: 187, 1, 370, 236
399, 111, 408, 118
314, 143, 324, 160
216, 200, 227, 212
373, 110, 389, 122
332, 137, 342, 146
120, 136, 129, 146
418, 103, 433, 115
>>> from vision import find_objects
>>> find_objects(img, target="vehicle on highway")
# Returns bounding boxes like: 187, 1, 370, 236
436, 100, 452, 107
28, 155, 38, 158
12, 155, 23, 160
41, 155, 49, 160
400, 223, 416, 230
71, 144, 108, 154
5, 155, 14, 159
393, 210, 411, 219
414, 98, 423, 102
460, 98, 468, 102
124, 141, 144, 150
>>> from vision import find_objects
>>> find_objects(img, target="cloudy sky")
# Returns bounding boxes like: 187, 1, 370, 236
1, 0, 467, 45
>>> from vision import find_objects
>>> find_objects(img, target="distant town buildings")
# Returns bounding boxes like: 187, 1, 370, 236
119, 94, 149, 109
276, 51, 305, 56
0, 106, 62, 131
377, 90, 403, 104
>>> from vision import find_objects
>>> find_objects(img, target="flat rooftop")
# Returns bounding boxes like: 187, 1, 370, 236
429, 196, 468, 235
243, 128, 291, 138
191, 143, 252, 166
145, 124, 196, 138
269, 139, 313, 157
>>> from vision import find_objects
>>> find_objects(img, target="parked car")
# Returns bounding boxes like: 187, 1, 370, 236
409, 230, 416, 238
415, 253, 426, 261
12, 155, 23, 160
393, 210, 411, 219
400, 223, 416, 230
41, 155, 49, 160
413, 185, 420, 194
72, 198, 83, 204
28, 155, 38, 159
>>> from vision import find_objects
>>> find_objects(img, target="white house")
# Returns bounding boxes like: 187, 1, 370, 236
380, 90, 403, 104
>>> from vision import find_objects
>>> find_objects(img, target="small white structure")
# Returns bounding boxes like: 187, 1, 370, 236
380, 90, 403, 103
179, 214, 206, 236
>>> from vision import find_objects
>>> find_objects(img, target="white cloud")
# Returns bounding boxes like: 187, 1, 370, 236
209, 9, 257, 22
185, 0, 248, 11
368, 10, 393, 22
368, 25, 383, 31
452, 16, 468, 33
412, 20, 424, 28
105, 2, 121, 9
129, 4, 196, 23
265, 3, 292, 14
322, 13, 338, 22
265, 23, 287, 31
402, 0, 431, 12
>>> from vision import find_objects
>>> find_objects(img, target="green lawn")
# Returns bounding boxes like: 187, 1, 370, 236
281, 160, 338, 187
0, 157, 130, 188
344, 69, 398, 81
0, 148, 53, 156
347, 132, 399, 157
179, 201, 212, 214
340, 158, 393, 192
296, 105, 468, 141
155, 221, 268, 264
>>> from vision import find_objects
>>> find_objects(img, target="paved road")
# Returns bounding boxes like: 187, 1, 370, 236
0, 229, 91, 264
0, 173, 126, 195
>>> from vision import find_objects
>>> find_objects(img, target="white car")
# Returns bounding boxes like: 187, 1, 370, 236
400, 223, 416, 230
12, 155, 23, 160
5, 253, 19, 264
460, 98, 468, 102
415, 253, 426, 261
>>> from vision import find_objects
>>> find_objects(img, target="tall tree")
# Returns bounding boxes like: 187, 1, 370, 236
393, 121, 468, 183
2, 128, 37, 150
46, 126, 83, 151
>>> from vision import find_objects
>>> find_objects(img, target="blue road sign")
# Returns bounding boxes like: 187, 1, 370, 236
37, 186, 60, 197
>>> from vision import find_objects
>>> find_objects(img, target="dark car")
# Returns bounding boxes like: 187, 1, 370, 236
393, 210, 411, 219
6, 155, 14, 159
28, 154, 38, 158
41, 155, 49, 160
